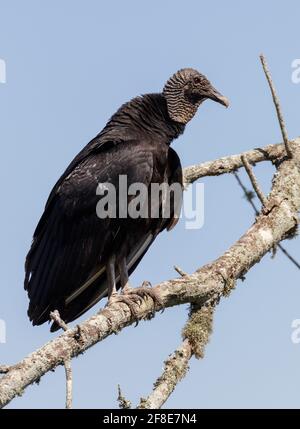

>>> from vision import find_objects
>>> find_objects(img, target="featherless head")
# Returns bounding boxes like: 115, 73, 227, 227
163, 68, 229, 124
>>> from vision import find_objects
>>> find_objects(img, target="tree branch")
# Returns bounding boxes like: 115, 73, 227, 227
174, 266, 187, 277
260, 54, 292, 158
234, 168, 300, 269
137, 339, 192, 409
50, 310, 73, 409
183, 141, 285, 185
137, 300, 218, 409
64, 358, 72, 409
136, 144, 299, 409
241, 154, 268, 207
0, 138, 299, 409
117, 385, 132, 409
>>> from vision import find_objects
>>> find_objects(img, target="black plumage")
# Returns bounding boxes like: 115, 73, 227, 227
24, 68, 228, 331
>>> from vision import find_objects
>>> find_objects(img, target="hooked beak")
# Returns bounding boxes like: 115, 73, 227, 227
207, 87, 229, 108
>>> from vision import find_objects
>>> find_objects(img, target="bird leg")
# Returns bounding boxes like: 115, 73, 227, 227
118, 257, 132, 293
118, 257, 163, 314
106, 256, 163, 320
116, 256, 142, 318
106, 254, 117, 302
106, 256, 139, 318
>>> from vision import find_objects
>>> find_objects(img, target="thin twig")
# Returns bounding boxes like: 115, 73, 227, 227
277, 243, 300, 269
50, 311, 73, 408
174, 266, 187, 277
260, 54, 292, 158
233, 172, 258, 214
117, 385, 131, 409
64, 359, 72, 409
241, 155, 268, 207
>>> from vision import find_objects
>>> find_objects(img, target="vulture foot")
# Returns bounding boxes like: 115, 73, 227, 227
107, 282, 163, 324
125, 282, 164, 312
107, 293, 140, 319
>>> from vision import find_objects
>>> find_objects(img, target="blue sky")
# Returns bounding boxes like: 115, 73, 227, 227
1, 0, 300, 408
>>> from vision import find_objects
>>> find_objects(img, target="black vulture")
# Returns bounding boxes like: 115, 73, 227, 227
24, 68, 229, 331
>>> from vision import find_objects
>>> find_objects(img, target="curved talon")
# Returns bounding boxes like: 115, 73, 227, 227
106, 270, 164, 324
126, 286, 164, 311
107, 294, 140, 321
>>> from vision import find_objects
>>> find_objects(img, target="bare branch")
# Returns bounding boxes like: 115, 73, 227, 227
174, 266, 187, 277
0, 139, 300, 408
184, 141, 285, 186
50, 311, 72, 408
117, 385, 131, 409
234, 171, 300, 270
137, 303, 215, 408
241, 154, 268, 207
260, 55, 292, 158
64, 359, 72, 409
138, 136, 299, 408
137, 340, 192, 409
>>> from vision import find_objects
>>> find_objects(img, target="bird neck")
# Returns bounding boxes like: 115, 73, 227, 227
102, 93, 185, 144
140, 93, 186, 142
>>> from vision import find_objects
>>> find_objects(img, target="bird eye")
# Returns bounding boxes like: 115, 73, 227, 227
194, 77, 201, 84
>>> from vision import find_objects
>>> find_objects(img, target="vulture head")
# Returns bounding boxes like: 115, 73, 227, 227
163, 68, 229, 124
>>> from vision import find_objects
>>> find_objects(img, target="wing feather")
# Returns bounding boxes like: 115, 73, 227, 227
25, 140, 155, 326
